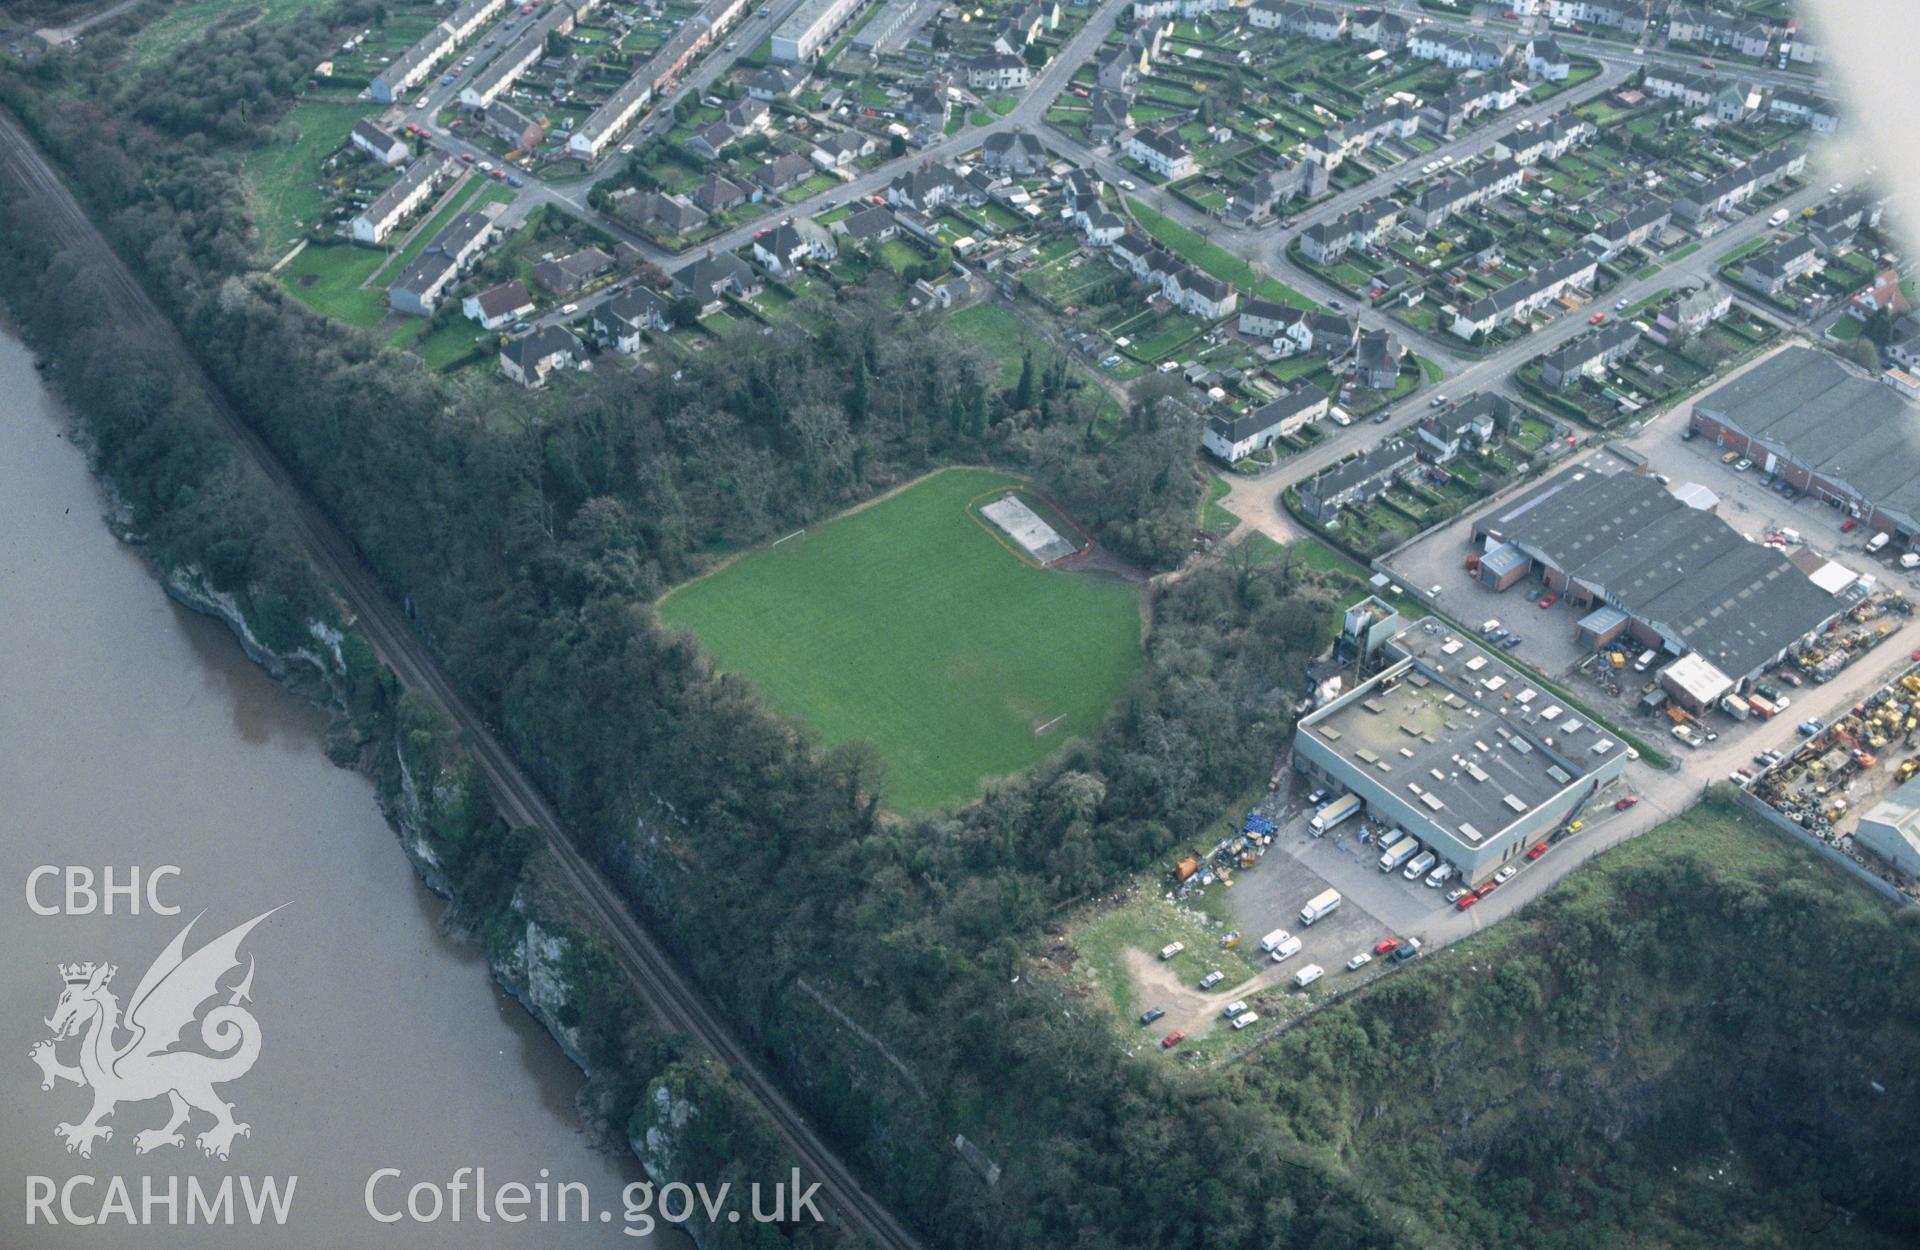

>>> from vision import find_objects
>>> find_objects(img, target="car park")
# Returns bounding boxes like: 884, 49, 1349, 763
1139, 1006, 1165, 1025
1199, 970, 1224, 990
1346, 952, 1372, 970
1161, 1031, 1185, 1049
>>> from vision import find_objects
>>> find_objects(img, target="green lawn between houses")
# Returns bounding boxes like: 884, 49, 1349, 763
656, 468, 1145, 814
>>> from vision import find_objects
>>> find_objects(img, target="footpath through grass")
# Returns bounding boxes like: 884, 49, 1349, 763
657, 468, 1145, 814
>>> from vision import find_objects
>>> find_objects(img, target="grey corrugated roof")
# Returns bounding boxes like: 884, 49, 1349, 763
1696, 347, 1920, 525
1483, 467, 1841, 677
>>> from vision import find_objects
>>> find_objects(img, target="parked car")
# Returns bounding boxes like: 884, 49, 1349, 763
1157, 942, 1184, 960
1735, 458, 1753, 472
1293, 964, 1324, 988
1373, 936, 1401, 956
1589, 312, 1607, 325
1218, 930, 1241, 949
1221, 1000, 1248, 1018
1198, 970, 1224, 990
1615, 794, 1639, 810
1721, 450, 1741, 464
1527, 842, 1549, 860
1538, 593, 1557, 608
1390, 939, 1422, 963
1139, 1006, 1165, 1025
1346, 952, 1373, 970
1842, 519, 1859, 532
1798, 719, 1825, 736
1118, 179, 1137, 191
1232, 1011, 1260, 1030
1160, 1031, 1186, 1049
1495, 865, 1518, 883
1500, 635, 1522, 650
1777, 670, 1803, 687
1456, 891, 1480, 910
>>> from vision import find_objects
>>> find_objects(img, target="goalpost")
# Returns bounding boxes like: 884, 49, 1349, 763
771, 529, 806, 551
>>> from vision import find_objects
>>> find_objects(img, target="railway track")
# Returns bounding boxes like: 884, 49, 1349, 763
0, 105, 919, 1250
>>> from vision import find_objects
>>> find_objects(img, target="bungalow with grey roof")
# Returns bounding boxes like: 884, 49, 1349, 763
463, 280, 534, 330
592, 288, 673, 352
500, 325, 581, 389
352, 120, 409, 166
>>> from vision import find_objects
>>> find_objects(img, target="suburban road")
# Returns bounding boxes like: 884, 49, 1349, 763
0, 103, 922, 1250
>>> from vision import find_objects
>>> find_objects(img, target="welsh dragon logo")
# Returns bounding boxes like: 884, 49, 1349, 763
29, 908, 281, 1161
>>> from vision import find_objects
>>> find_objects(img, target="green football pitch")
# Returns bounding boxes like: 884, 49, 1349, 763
656, 468, 1144, 814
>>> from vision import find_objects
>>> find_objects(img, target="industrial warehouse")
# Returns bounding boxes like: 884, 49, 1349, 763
1293, 602, 1631, 879
1466, 463, 1853, 689
1690, 347, 1920, 547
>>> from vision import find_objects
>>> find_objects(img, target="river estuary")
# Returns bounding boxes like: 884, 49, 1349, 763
0, 328, 673, 1246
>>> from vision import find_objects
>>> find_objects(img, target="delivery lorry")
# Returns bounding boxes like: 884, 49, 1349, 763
1298, 889, 1342, 926
1310, 793, 1363, 835
1378, 834, 1420, 873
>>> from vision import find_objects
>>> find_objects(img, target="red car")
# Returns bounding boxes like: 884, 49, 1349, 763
1538, 592, 1557, 608
1589, 312, 1607, 325
1373, 936, 1401, 956
1455, 892, 1480, 911
1615, 795, 1639, 810
1160, 1031, 1186, 1050
1477, 878, 1501, 897
1842, 519, 1859, 532
1527, 842, 1549, 861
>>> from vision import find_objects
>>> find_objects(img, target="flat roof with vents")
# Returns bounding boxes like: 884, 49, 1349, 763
1297, 617, 1627, 850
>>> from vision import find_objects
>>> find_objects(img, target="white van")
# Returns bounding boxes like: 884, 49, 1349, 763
1293, 964, 1324, 988
1633, 649, 1658, 672
1269, 935, 1303, 962
1402, 850, 1438, 881
1232, 1010, 1260, 1030
1425, 862, 1456, 888
1258, 928, 1292, 954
